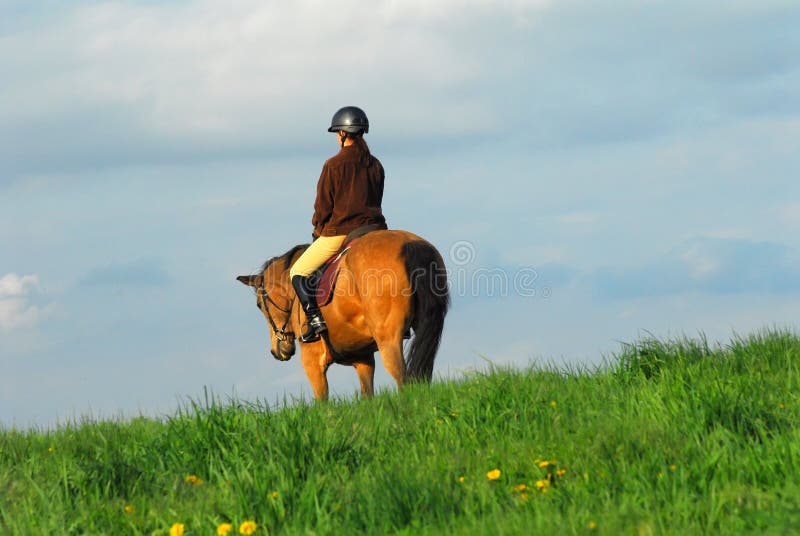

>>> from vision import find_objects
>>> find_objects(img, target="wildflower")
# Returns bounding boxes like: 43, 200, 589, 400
486, 469, 501, 480
217, 523, 234, 536
516, 483, 528, 492
47, 447, 54, 453
669, 464, 677, 472
457, 476, 466, 483
538, 460, 553, 468
520, 492, 529, 501
556, 469, 567, 477
170, 523, 185, 536
185, 474, 204, 486
123, 505, 134, 514
239, 520, 258, 535
588, 521, 597, 530
535, 479, 549, 490
778, 403, 785, 409
549, 400, 557, 408
270, 491, 279, 500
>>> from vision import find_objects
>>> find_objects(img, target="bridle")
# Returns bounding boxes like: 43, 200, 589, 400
257, 284, 296, 343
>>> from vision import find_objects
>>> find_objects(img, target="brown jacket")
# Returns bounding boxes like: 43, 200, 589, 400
312, 144, 387, 237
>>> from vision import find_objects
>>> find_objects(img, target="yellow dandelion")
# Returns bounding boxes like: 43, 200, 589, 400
486, 469, 501, 480
239, 520, 258, 535
588, 521, 597, 530
520, 492, 529, 501
169, 523, 185, 536
556, 469, 567, 477
538, 460, 552, 468
270, 491, 279, 500
669, 464, 677, 472
778, 403, 785, 409
48, 447, 54, 453
217, 522, 234, 536
549, 400, 557, 408
535, 479, 549, 490
516, 483, 528, 492
123, 505, 134, 514
184, 474, 204, 486
457, 476, 466, 483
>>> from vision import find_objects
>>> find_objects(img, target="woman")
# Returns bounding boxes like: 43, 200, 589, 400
289, 106, 388, 343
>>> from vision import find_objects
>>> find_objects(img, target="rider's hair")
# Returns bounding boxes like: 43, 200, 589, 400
343, 131, 372, 165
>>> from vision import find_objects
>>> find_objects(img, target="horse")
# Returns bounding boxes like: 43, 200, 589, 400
237, 230, 449, 400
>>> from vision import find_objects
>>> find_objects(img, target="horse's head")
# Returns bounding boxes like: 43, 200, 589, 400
236, 271, 297, 362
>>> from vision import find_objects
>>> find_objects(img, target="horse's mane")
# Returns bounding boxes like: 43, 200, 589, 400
260, 244, 309, 274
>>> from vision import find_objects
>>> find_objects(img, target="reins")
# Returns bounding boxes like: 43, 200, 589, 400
258, 282, 345, 362
257, 285, 295, 342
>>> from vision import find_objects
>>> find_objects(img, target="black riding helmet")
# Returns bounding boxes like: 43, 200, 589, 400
328, 106, 369, 134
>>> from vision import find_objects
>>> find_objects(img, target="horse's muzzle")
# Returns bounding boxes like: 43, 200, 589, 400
270, 340, 295, 361
270, 349, 291, 361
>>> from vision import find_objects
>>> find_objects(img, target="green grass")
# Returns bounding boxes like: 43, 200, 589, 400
2, 329, 800, 535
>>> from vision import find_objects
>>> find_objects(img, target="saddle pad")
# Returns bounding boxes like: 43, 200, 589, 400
317, 246, 350, 306
316, 225, 385, 306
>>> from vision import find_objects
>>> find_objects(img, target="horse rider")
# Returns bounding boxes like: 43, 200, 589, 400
289, 106, 388, 343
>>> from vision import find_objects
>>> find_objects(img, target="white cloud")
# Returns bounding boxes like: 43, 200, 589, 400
0, 273, 39, 298
588, 237, 800, 300
0, 274, 52, 330
3, 0, 798, 182
0, 0, 550, 145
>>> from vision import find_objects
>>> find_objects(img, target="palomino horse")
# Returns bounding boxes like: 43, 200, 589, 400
237, 230, 449, 400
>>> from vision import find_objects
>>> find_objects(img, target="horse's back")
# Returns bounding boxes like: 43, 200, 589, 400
335, 230, 433, 297
358, 229, 423, 246
349, 229, 434, 265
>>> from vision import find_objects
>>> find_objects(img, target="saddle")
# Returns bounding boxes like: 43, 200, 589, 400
313, 224, 384, 306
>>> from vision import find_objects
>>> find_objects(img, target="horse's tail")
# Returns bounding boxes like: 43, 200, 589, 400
401, 240, 450, 382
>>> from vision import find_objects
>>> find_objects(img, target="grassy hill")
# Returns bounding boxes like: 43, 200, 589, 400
2, 330, 799, 535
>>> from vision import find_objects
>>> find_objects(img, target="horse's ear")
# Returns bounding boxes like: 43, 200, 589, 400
236, 275, 263, 287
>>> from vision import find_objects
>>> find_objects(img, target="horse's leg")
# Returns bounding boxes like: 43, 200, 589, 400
353, 354, 376, 398
375, 336, 405, 389
365, 300, 408, 390
300, 343, 330, 401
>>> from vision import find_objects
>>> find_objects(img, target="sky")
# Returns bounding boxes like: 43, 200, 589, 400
2, 0, 800, 428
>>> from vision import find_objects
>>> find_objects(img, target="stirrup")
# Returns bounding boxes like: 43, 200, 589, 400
299, 314, 327, 343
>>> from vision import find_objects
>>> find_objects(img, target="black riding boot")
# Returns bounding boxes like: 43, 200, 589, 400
291, 275, 327, 343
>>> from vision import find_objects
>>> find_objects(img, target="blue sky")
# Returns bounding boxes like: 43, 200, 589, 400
2, 0, 800, 427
